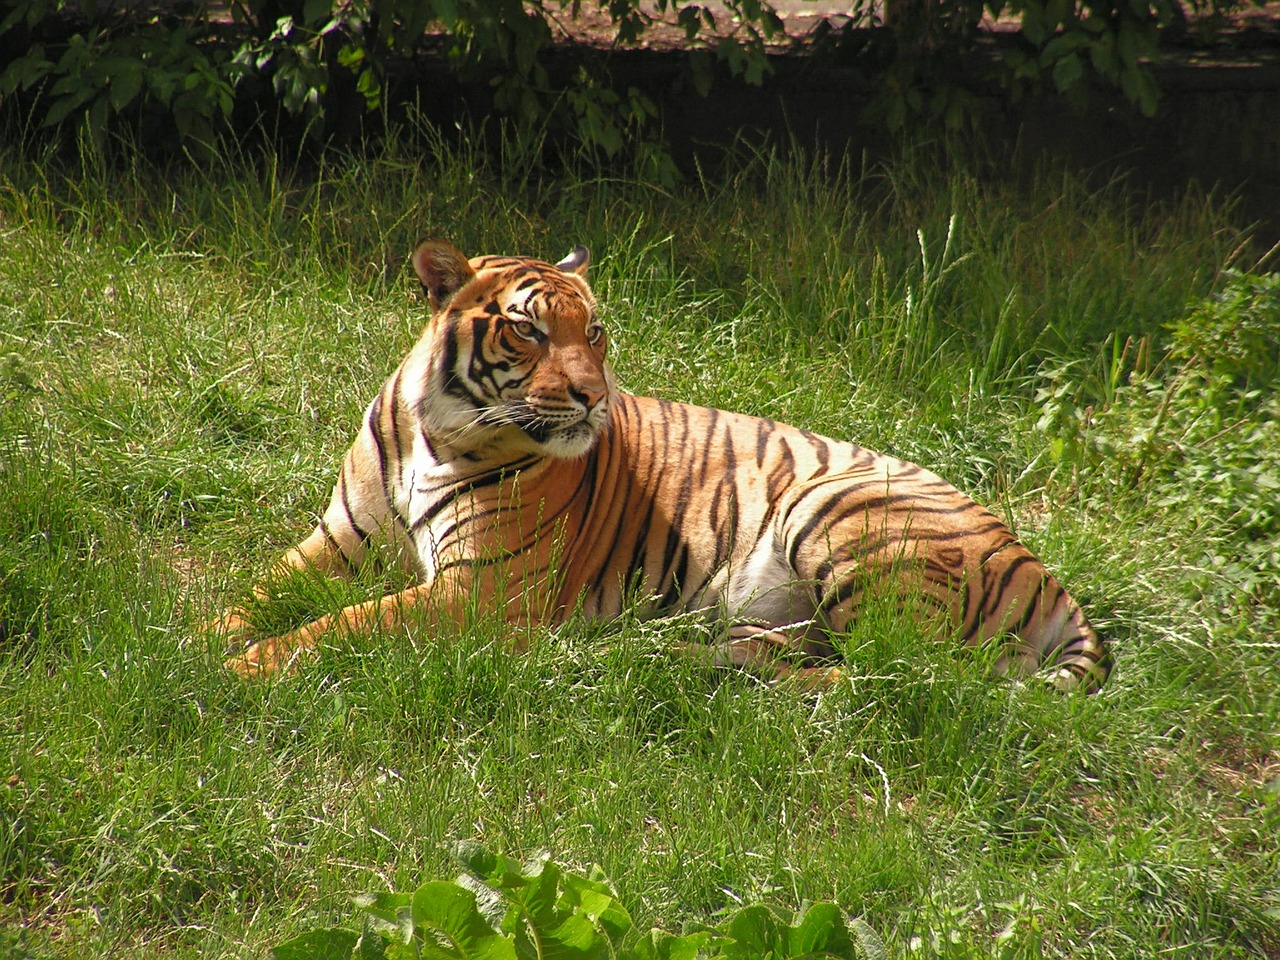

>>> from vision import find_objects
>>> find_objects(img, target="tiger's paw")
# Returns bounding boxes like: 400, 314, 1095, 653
786, 664, 845, 693
224, 638, 284, 679
201, 608, 258, 655
223, 626, 320, 679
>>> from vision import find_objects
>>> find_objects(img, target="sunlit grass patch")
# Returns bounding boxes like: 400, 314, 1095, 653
0, 134, 1276, 958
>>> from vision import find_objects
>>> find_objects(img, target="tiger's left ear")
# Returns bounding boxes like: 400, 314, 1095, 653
412, 240, 476, 312
555, 245, 589, 277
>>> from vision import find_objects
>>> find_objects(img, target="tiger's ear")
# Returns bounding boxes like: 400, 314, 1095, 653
412, 240, 476, 311
555, 245, 589, 277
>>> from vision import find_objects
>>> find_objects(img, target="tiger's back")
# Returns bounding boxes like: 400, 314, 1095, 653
545, 393, 1108, 690
219, 241, 1110, 692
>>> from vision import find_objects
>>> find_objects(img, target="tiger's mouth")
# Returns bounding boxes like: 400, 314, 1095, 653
504, 401, 607, 457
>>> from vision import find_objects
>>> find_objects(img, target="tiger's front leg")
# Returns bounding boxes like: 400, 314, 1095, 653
222, 561, 524, 678
223, 582, 434, 678
208, 522, 359, 652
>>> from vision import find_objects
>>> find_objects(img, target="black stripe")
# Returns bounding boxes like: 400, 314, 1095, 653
319, 519, 355, 572
368, 392, 389, 480
759, 438, 797, 531
441, 322, 464, 399
658, 543, 689, 610
1009, 584, 1043, 636
419, 425, 438, 461
657, 524, 684, 599
910, 520, 1012, 544
523, 462, 594, 535
561, 446, 603, 561
584, 468, 636, 599
441, 334, 491, 410
410, 455, 539, 532
819, 573, 864, 618
921, 559, 958, 587
623, 505, 654, 590
722, 424, 740, 550
977, 537, 1018, 566
696, 407, 719, 491
434, 557, 475, 576
367, 385, 403, 526
802, 430, 831, 478
787, 486, 876, 572
385, 371, 415, 524
337, 467, 372, 543
985, 554, 1039, 617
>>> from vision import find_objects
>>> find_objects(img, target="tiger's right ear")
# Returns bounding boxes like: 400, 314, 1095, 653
555, 245, 589, 277
411, 240, 476, 312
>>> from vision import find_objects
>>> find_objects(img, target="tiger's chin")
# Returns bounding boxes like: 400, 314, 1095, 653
537, 422, 604, 460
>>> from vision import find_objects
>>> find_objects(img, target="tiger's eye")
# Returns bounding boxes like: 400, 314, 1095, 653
512, 320, 542, 341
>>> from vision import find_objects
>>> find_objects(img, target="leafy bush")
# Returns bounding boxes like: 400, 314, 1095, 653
815, 0, 1185, 129
270, 844, 888, 960
1035, 269, 1280, 628
0, 0, 778, 167
1, 0, 1268, 158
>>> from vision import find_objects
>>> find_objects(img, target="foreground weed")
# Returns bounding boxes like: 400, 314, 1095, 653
271, 844, 888, 960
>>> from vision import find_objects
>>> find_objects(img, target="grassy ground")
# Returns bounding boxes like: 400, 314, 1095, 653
1, 130, 1277, 958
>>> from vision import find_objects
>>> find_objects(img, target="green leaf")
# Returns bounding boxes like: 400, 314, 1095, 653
1117, 20, 1139, 65
1040, 30, 1086, 62
1019, 0, 1048, 45
1044, 0, 1070, 26
435, 0, 459, 28
87, 90, 108, 140
1134, 67, 1158, 115
411, 881, 516, 960
1089, 33, 1117, 81
786, 902, 854, 957
453, 842, 504, 884
0, 48, 54, 94
0, 3, 24, 32
356, 891, 415, 943
849, 918, 889, 960
454, 843, 548, 894
1117, 60, 1157, 113
689, 49, 714, 97
1051, 53, 1082, 92
270, 929, 361, 960
677, 5, 702, 39
719, 904, 783, 958
42, 88, 93, 126
742, 49, 767, 86
503, 857, 562, 931
633, 929, 715, 960
303, 0, 330, 25
561, 869, 632, 941
453, 847, 634, 960
108, 62, 143, 110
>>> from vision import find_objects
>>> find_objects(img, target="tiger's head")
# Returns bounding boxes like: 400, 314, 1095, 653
410, 240, 613, 460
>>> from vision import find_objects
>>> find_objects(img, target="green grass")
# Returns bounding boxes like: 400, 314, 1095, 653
1, 131, 1277, 958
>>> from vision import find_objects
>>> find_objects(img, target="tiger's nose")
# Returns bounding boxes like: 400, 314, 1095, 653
570, 383, 608, 411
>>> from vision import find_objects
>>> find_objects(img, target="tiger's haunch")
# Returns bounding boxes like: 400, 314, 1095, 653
218, 240, 1111, 692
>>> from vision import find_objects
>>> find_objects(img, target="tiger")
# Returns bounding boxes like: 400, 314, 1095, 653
215, 239, 1112, 693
